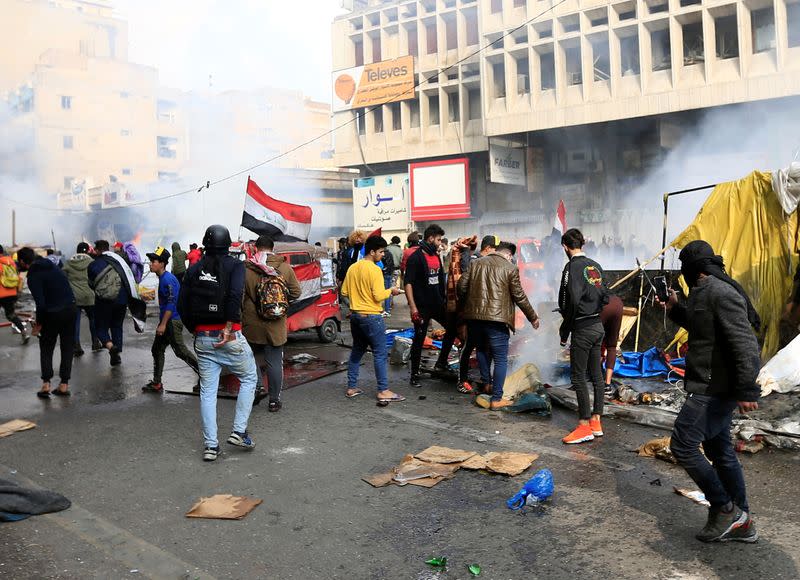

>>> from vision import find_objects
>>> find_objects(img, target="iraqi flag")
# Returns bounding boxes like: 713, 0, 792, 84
552, 199, 566, 236
241, 177, 312, 242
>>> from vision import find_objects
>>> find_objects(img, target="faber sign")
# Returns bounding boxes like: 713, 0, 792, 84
489, 144, 526, 186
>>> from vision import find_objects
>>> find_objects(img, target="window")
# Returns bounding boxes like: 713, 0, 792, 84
157, 136, 178, 158
390, 102, 401, 131
651, 27, 672, 71
789, 2, 800, 48
356, 108, 366, 135
120, 91, 129, 98
514, 0, 525, 6
445, 15, 457, 50
515, 55, 530, 94
540, 51, 555, 90
468, 88, 481, 119
620, 34, 640, 75
121, 168, 131, 176
60, 96, 72, 110
373, 107, 383, 133
683, 21, 704, 65
370, 33, 381, 62
491, 0, 502, 14
120, 129, 130, 137
492, 61, 506, 97
465, 10, 478, 46
63, 177, 74, 190
409, 100, 420, 128
715, 15, 739, 59
157, 100, 177, 123
591, 38, 610, 81
406, 23, 418, 56
751, 7, 775, 53
354, 38, 364, 66
63, 135, 74, 149
565, 46, 582, 85
158, 171, 178, 181
447, 92, 459, 122
428, 94, 440, 125
425, 19, 437, 54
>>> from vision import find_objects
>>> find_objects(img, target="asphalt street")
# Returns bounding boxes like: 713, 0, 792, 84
1, 305, 799, 579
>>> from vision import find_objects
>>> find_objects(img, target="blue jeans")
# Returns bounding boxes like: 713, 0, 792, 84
670, 393, 749, 512
469, 320, 510, 401
94, 301, 126, 351
194, 332, 258, 448
348, 312, 388, 392
383, 274, 393, 313
74, 305, 97, 345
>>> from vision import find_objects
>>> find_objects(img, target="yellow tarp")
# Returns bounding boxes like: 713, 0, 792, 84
670, 171, 799, 360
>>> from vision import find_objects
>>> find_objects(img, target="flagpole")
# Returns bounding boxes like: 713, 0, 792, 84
238, 176, 249, 242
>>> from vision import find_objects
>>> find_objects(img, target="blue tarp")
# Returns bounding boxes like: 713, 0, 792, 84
385, 328, 442, 350
613, 347, 684, 378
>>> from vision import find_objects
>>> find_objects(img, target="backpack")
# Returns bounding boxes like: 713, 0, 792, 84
1, 261, 19, 289
254, 270, 289, 320
381, 247, 395, 276
184, 256, 229, 325
91, 264, 123, 301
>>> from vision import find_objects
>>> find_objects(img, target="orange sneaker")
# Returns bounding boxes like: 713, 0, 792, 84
590, 417, 603, 437
562, 423, 595, 444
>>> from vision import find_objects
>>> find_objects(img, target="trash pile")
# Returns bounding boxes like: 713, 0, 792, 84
475, 363, 552, 416
363, 445, 539, 489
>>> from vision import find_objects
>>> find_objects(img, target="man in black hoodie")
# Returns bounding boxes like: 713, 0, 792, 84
558, 229, 608, 445
404, 224, 457, 387
17, 247, 77, 398
660, 240, 760, 544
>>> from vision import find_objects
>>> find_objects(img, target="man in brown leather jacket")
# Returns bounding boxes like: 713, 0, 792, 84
457, 242, 540, 409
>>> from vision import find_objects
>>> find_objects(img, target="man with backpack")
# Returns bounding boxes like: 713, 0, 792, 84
178, 225, 258, 462
380, 243, 395, 317
241, 235, 301, 412
142, 246, 199, 394
0, 244, 29, 344
63, 242, 100, 356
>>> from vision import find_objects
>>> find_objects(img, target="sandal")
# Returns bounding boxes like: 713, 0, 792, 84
53, 388, 71, 397
36, 390, 51, 399
346, 388, 365, 399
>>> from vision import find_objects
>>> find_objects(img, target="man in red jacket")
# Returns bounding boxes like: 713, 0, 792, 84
187, 243, 203, 266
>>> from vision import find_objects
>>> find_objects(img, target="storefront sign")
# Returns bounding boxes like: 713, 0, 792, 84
353, 173, 410, 232
332, 56, 415, 112
410, 158, 471, 221
489, 144, 526, 186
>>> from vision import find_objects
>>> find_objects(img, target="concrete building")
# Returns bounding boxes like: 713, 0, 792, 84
331, 0, 800, 247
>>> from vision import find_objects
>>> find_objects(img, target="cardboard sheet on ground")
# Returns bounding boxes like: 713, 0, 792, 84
185, 494, 262, 520
0, 420, 36, 438
414, 446, 477, 464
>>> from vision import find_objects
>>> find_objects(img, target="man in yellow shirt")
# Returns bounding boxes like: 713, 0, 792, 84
342, 236, 404, 401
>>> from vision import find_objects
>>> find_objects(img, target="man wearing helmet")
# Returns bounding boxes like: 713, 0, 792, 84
178, 225, 259, 462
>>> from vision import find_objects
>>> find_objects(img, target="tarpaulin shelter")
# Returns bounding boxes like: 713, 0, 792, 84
669, 171, 800, 360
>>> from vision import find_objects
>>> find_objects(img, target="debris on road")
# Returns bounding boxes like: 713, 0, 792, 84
289, 353, 318, 363
468, 564, 482, 576
506, 468, 554, 510
636, 436, 676, 463
414, 445, 476, 464
185, 494, 262, 520
673, 487, 710, 507
0, 419, 36, 438
425, 557, 447, 568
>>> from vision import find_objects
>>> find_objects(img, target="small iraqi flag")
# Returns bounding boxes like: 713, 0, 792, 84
552, 199, 566, 236
241, 177, 312, 242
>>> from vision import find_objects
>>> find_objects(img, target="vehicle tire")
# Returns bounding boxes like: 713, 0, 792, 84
317, 318, 339, 343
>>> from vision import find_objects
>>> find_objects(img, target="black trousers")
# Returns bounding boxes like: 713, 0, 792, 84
40, 306, 77, 383
570, 322, 605, 420
409, 308, 457, 376
0, 295, 25, 334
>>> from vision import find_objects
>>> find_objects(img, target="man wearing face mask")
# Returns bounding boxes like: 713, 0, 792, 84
659, 240, 760, 543
241, 235, 301, 412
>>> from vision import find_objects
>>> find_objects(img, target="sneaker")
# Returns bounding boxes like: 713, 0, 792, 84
590, 417, 604, 437
410, 374, 422, 388
203, 446, 220, 462
562, 424, 595, 444
722, 516, 759, 543
696, 505, 748, 543
268, 401, 282, 413
142, 381, 163, 393
91, 340, 104, 352
226, 431, 256, 450
604, 384, 616, 399
109, 347, 121, 366
457, 381, 475, 394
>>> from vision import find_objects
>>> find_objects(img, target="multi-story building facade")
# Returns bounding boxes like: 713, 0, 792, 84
332, 0, 800, 246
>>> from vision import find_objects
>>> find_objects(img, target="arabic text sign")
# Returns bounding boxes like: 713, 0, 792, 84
489, 144, 526, 186
332, 56, 415, 113
353, 173, 410, 232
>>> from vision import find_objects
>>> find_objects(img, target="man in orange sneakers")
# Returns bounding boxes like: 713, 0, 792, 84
557, 229, 608, 444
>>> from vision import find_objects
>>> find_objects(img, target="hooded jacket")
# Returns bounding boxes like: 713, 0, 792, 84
171, 242, 187, 276
241, 254, 301, 346
26, 257, 75, 318
63, 253, 95, 306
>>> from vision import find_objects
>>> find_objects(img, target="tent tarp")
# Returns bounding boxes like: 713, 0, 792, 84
670, 171, 800, 360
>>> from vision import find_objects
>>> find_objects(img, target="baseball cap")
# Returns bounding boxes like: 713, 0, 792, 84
146, 246, 171, 263
480, 235, 499, 250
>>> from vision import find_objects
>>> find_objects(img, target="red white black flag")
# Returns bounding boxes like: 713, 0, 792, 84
241, 177, 312, 242
552, 199, 567, 235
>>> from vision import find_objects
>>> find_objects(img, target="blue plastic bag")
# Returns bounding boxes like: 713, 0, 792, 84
506, 468, 554, 510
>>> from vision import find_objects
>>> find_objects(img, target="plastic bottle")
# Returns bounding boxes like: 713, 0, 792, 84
506, 468, 554, 510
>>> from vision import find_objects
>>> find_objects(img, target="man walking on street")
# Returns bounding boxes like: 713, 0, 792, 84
242, 235, 301, 412
458, 242, 539, 409
0, 244, 29, 343
342, 235, 404, 402
179, 225, 258, 462
17, 247, 77, 398
660, 240, 760, 543
386, 236, 402, 278
142, 246, 198, 393
404, 224, 457, 387
171, 242, 188, 283
89, 240, 129, 366
558, 229, 609, 444
63, 242, 99, 356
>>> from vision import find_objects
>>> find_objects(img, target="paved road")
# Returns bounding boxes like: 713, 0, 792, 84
1, 312, 799, 579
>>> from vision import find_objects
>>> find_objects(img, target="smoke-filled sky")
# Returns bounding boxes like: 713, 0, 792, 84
113, 0, 346, 101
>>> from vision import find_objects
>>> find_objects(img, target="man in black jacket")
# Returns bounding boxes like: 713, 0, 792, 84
178, 225, 258, 462
17, 247, 77, 398
558, 229, 608, 445
661, 240, 760, 543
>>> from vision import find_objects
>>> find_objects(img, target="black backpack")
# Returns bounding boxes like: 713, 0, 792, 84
183, 256, 229, 328
381, 248, 395, 276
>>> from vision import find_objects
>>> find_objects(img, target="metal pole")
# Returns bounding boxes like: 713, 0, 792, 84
660, 193, 668, 272
634, 271, 645, 352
